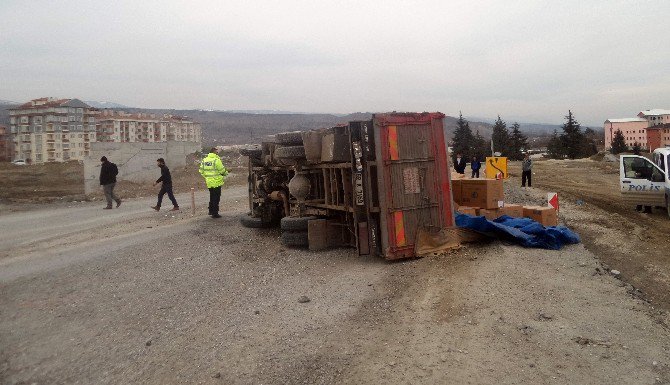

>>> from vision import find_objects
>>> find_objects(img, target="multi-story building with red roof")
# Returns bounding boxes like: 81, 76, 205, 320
9, 98, 99, 163
96, 110, 201, 143
9, 97, 201, 163
0, 125, 14, 162
604, 109, 670, 152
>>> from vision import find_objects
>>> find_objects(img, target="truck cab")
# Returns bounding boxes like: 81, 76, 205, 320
620, 147, 670, 217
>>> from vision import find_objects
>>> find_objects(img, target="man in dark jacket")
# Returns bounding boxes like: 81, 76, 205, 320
454, 153, 467, 175
99, 156, 121, 209
151, 158, 179, 211
470, 156, 481, 178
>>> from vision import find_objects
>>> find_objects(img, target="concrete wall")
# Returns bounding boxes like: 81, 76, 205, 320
84, 141, 201, 194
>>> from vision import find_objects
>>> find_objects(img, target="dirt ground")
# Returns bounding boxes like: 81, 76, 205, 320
1, 158, 670, 384
507, 159, 670, 313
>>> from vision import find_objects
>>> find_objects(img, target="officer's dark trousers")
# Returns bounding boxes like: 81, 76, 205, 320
208, 186, 221, 215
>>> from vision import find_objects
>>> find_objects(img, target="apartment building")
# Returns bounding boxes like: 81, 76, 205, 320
639, 109, 670, 126
9, 97, 202, 163
9, 98, 98, 163
96, 110, 201, 144
604, 109, 670, 151
0, 125, 14, 162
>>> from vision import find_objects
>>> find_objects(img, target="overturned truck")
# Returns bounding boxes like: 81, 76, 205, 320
239, 112, 455, 260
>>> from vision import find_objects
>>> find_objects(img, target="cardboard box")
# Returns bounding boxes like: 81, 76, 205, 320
460, 179, 504, 209
457, 206, 477, 216
523, 206, 558, 227
451, 179, 463, 205
479, 208, 504, 220
501, 204, 524, 218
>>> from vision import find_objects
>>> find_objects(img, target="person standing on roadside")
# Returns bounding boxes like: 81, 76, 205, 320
199, 148, 228, 218
454, 153, 466, 175
470, 156, 481, 178
151, 158, 179, 212
99, 156, 121, 209
521, 153, 532, 188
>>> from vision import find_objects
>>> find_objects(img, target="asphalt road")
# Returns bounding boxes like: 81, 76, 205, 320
0, 187, 248, 281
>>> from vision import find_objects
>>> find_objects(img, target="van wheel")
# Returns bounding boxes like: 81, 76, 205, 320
666, 196, 670, 219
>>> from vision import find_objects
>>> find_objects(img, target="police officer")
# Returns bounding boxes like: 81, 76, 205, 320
199, 147, 228, 218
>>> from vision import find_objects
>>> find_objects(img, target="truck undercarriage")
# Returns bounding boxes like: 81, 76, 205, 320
239, 112, 455, 260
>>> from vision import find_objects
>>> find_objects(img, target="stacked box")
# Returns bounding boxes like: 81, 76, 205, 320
451, 179, 463, 204
523, 206, 558, 226
457, 206, 477, 216
460, 179, 504, 209
501, 204, 524, 218
478, 208, 504, 220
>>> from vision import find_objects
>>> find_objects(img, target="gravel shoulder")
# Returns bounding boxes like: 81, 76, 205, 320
1, 165, 670, 384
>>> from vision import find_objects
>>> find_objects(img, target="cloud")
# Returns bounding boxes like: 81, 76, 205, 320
1, 0, 669, 125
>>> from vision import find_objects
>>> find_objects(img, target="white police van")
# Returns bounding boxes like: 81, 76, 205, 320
620, 147, 670, 217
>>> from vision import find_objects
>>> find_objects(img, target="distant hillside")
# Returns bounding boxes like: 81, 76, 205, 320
84, 101, 130, 109
0, 102, 600, 147
134, 109, 494, 145
128, 109, 372, 145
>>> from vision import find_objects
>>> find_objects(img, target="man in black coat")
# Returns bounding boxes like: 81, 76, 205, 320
454, 153, 467, 175
151, 158, 179, 211
99, 156, 121, 209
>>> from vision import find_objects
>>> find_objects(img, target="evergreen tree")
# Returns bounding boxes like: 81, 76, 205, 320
547, 129, 564, 159
472, 130, 489, 159
560, 110, 585, 159
610, 130, 627, 154
491, 116, 509, 156
507, 122, 528, 161
451, 112, 474, 163
632, 142, 642, 155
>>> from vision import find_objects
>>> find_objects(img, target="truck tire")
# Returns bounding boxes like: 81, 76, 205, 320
667, 196, 670, 219
239, 146, 262, 158
281, 231, 308, 247
240, 215, 271, 228
275, 131, 304, 145
280, 216, 317, 231
274, 145, 306, 160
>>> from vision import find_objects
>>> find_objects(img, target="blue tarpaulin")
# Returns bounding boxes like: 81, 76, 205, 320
455, 214, 580, 250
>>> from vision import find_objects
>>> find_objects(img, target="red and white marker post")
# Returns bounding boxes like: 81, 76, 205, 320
547, 192, 559, 213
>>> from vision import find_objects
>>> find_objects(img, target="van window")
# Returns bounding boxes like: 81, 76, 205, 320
624, 157, 654, 179
654, 153, 665, 171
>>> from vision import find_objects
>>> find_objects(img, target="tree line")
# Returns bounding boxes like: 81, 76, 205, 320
452, 110, 598, 162
451, 112, 528, 162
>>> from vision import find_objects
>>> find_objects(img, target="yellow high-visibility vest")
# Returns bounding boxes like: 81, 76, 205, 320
199, 153, 228, 188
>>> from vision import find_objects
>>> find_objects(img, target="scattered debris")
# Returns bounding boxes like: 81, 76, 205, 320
145, 340, 152, 346
213, 372, 221, 378
298, 296, 310, 303
611, 269, 621, 276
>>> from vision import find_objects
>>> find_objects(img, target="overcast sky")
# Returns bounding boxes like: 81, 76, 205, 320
1, 0, 668, 125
